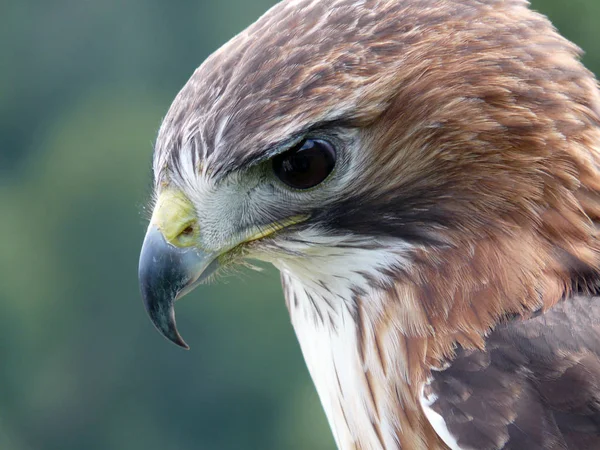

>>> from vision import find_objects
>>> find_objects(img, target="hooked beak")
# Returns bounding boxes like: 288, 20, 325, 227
138, 225, 218, 349
138, 188, 218, 349
139, 188, 309, 349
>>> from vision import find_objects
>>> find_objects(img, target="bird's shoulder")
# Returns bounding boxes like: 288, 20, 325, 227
424, 294, 600, 450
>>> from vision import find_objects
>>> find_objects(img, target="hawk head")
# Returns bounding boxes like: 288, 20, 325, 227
139, 0, 600, 352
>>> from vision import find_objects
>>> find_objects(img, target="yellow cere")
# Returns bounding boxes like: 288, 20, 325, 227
151, 188, 198, 247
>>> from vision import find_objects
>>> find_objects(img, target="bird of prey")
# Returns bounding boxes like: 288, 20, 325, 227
138, 0, 600, 448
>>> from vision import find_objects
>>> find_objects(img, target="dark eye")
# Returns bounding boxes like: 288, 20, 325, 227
272, 139, 336, 189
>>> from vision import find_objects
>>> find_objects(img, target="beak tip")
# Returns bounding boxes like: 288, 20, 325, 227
144, 300, 191, 350
149, 311, 191, 349
168, 329, 190, 350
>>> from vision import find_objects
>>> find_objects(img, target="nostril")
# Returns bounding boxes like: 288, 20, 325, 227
170, 222, 198, 247
181, 225, 195, 236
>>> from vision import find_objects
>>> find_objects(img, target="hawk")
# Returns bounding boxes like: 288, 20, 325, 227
138, 0, 600, 448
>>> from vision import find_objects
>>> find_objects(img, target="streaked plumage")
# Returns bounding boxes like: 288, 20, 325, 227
139, 0, 600, 448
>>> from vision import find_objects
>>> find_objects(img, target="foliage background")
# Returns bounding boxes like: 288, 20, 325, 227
1, 1, 598, 449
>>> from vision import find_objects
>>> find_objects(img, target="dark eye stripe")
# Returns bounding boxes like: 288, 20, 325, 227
272, 139, 336, 189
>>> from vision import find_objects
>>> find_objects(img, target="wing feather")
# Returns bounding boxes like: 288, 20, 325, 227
424, 295, 600, 449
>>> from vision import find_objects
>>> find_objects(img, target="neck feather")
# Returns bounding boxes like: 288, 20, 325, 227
279, 269, 446, 450
275, 230, 573, 449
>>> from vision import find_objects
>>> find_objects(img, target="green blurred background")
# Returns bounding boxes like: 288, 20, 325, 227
1, 1, 598, 449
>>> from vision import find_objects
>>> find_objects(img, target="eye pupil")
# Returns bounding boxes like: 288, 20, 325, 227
273, 139, 336, 189
289, 154, 309, 172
